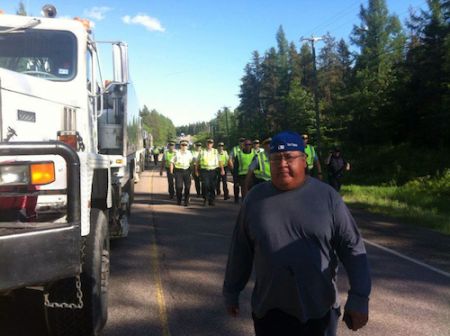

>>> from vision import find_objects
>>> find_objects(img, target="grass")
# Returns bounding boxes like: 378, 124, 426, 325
341, 170, 450, 235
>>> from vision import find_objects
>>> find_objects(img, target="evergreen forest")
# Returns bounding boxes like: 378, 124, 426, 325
178, 0, 450, 184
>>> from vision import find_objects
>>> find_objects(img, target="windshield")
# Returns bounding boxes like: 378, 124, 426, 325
0, 28, 77, 81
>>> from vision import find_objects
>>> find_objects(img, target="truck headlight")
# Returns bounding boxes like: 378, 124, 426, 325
0, 162, 55, 186
0, 164, 29, 185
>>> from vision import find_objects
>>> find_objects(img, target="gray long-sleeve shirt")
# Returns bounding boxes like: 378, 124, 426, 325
223, 177, 371, 322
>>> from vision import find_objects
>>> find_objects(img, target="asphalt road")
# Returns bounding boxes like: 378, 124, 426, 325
1, 168, 449, 336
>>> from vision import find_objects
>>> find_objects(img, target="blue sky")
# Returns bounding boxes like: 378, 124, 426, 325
4, 1, 427, 126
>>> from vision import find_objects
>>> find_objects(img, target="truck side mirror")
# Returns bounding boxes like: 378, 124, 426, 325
112, 42, 129, 84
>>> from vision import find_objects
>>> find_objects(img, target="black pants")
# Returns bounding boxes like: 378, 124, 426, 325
165, 167, 175, 197
328, 175, 342, 192
216, 168, 229, 197
200, 169, 217, 202
253, 308, 339, 336
153, 154, 159, 165
233, 174, 246, 202
174, 168, 191, 203
192, 171, 201, 196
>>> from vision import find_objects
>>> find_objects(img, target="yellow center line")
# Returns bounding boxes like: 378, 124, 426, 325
149, 170, 171, 336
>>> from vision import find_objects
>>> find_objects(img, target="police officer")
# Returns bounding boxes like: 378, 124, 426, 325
195, 139, 224, 206
216, 142, 230, 200
244, 137, 271, 193
170, 140, 194, 206
191, 142, 203, 196
228, 137, 246, 203
152, 146, 161, 166
160, 142, 176, 199
253, 139, 261, 154
302, 134, 323, 179
233, 139, 255, 202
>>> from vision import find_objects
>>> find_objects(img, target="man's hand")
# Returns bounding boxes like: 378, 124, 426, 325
226, 305, 239, 317
343, 310, 368, 331
221, 168, 225, 176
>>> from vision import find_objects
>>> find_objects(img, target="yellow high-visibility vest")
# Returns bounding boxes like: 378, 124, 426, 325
164, 151, 176, 168
218, 150, 229, 166
304, 145, 316, 170
199, 148, 219, 170
254, 151, 271, 181
237, 150, 255, 175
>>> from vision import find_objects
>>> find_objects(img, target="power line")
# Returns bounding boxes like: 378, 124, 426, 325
306, 0, 362, 36
304, 0, 428, 51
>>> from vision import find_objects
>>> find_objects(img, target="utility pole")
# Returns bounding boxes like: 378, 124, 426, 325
224, 107, 230, 147
301, 35, 324, 153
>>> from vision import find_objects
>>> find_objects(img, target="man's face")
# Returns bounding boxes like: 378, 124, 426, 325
302, 136, 309, 145
243, 141, 252, 152
270, 150, 307, 191
207, 141, 214, 148
169, 145, 175, 151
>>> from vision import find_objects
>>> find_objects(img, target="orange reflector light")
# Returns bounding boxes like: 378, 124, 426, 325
73, 17, 91, 31
115, 159, 123, 164
58, 133, 78, 150
30, 162, 55, 185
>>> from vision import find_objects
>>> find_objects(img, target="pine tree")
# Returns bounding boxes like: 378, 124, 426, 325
17, 1, 27, 16
349, 0, 407, 145
404, 0, 450, 147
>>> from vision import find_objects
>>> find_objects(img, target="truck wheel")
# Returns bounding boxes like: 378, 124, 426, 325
126, 177, 134, 216
45, 209, 110, 336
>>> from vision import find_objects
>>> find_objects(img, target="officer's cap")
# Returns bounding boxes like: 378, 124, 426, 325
238, 137, 245, 142
253, 139, 260, 144
206, 138, 214, 143
218, 142, 224, 146
262, 137, 272, 145
168, 141, 175, 146
195, 142, 202, 146
180, 140, 188, 145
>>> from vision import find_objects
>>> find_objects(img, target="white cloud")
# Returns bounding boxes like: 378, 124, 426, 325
84, 6, 112, 21
122, 14, 165, 32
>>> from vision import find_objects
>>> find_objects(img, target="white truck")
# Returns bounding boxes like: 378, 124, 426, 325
0, 6, 143, 335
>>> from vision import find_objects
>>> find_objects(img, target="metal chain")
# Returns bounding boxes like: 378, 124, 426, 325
44, 274, 83, 309
43, 237, 87, 310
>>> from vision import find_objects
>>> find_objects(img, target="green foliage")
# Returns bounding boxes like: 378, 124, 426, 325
176, 121, 209, 135
190, 2, 450, 200
140, 105, 176, 146
342, 170, 450, 234
192, 131, 212, 146
340, 143, 450, 185
403, 0, 450, 147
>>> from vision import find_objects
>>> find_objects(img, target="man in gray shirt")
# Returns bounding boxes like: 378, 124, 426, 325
223, 131, 371, 336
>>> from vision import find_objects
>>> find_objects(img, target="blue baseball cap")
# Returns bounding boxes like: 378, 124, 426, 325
270, 131, 305, 154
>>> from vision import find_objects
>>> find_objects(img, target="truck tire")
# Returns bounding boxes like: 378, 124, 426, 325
45, 209, 110, 336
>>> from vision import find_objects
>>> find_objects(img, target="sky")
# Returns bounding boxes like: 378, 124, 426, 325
3, 0, 428, 126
